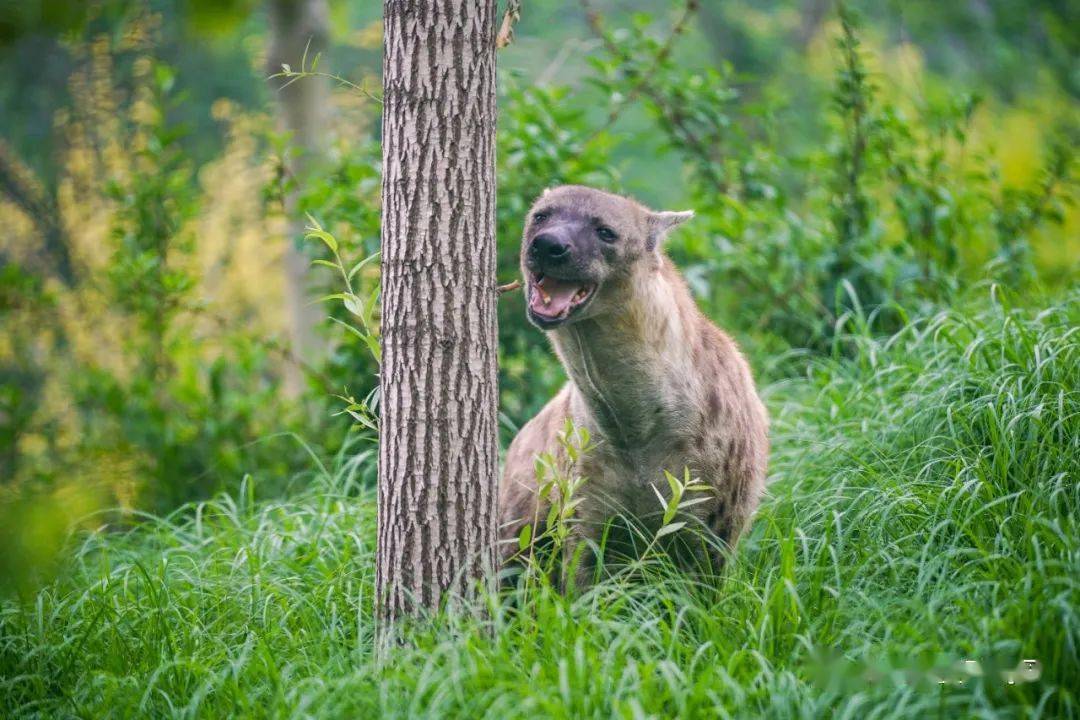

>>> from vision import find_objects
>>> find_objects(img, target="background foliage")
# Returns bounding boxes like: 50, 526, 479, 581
0, 0, 1077, 716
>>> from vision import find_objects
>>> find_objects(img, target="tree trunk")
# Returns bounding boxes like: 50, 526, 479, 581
0, 140, 74, 285
795, 0, 831, 50
266, 0, 330, 396
377, 0, 500, 629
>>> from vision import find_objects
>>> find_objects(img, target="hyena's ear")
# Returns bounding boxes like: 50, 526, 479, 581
647, 210, 694, 250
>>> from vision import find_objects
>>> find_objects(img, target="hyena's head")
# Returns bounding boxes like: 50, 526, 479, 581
521, 185, 693, 330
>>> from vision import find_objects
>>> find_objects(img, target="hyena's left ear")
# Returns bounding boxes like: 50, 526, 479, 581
647, 210, 695, 250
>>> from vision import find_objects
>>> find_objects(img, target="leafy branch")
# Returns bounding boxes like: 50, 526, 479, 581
269, 39, 382, 104
306, 215, 382, 364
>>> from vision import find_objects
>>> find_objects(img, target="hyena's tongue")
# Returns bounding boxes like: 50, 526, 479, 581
531, 276, 585, 318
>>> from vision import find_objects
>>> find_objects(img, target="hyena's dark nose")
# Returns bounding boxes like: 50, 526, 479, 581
531, 233, 570, 263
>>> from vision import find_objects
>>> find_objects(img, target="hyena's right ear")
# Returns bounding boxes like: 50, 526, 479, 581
647, 209, 694, 250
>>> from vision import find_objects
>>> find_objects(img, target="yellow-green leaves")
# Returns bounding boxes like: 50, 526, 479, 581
513, 420, 596, 588
306, 216, 382, 364
652, 467, 713, 540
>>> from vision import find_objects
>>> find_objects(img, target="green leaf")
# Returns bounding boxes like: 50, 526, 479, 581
663, 501, 678, 526
363, 334, 382, 363
348, 252, 381, 281
306, 228, 337, 252
518, 524, 532, 551
362, 284, 380, 328
650, 483, 667, 508
655, 522, 687, 539
329, 316, 366, 342
665, 469, 681, 497
347, 410, 376, 430
343, 293, 363, 316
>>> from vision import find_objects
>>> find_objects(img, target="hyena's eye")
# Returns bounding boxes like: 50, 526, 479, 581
532, 210, 550, 224
596, 225, 618, 243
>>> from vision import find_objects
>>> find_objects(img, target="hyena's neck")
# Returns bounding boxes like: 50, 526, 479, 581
552, 258, 704, 451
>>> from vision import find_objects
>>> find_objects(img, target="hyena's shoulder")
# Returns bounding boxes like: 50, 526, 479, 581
502, 386, 572, 489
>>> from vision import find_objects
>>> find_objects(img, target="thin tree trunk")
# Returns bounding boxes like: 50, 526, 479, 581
0, 140, 74, 285
377, 0, 500, 629
795, 0, 831, 49
266, 0, 329, 396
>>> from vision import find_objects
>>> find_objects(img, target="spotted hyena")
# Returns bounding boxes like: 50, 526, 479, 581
499, 185, 769, 587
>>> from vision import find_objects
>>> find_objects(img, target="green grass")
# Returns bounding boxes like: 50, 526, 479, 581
2, 293, 1078, 719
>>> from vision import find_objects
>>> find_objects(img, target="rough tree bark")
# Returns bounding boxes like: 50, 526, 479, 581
377, 0, 500, 628
266, 0, 330, 395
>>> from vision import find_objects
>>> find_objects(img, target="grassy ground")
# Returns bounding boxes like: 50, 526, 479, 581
2, 293, 1078, 719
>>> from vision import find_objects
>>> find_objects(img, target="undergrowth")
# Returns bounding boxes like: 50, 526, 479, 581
1, 292, 1077, 719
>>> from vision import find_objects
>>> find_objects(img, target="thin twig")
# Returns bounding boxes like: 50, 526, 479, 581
498, 279, 523, 295
535, 38, 600, 86
580, 0, 728, 195
582, 0, 699, 141
269, 39, 382, 103
497, 0, 523, 49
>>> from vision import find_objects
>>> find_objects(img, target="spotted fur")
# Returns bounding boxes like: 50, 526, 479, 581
500, 186, 769, 584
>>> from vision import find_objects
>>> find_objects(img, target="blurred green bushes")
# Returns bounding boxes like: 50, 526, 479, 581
0, 17, 318, 556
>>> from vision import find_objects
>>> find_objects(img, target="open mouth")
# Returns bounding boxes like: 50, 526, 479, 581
526, 273, 596, 327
